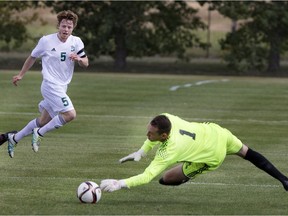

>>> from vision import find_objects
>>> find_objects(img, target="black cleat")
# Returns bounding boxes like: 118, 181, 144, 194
0, 131, 17, 145
282, 179, 288, 191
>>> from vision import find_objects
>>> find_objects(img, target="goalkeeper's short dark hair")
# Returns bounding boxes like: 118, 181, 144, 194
150, 115, 171, 135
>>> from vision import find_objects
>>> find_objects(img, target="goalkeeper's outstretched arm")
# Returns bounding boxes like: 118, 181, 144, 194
119, 149, 146, 163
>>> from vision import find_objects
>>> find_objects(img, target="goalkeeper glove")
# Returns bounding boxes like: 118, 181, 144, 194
119, 149, 146, 163
100, 179, 127, 192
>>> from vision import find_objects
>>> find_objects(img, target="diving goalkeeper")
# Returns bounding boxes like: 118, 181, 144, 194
100, 113, 288, 192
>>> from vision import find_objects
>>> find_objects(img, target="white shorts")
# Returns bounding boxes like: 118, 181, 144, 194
38, 80, 74, 118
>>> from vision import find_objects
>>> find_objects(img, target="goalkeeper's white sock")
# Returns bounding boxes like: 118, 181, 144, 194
14, 118, 39, 142
38, 114, 66, 136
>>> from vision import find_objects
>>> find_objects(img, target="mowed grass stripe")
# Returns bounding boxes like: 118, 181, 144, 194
1, 111, 288, 125
0, 71, 287, 215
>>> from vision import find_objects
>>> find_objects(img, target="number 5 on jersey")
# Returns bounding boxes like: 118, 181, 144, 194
61, 52, 66, 61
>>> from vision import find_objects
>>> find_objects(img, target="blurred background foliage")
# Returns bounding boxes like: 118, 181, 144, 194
1, 0, 288, 76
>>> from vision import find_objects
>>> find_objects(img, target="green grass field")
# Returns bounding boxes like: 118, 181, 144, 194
0, 70, 288, 215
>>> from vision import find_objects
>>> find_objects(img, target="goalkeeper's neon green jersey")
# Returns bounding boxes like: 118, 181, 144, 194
124, 113, 243, 188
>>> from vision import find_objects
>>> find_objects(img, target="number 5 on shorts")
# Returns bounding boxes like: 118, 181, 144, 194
61, 97, 69, 107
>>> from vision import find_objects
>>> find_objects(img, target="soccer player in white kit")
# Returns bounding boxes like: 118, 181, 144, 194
6, 10, 89, 158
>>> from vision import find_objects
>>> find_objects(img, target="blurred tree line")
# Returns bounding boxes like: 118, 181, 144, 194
1, 0, 288, 76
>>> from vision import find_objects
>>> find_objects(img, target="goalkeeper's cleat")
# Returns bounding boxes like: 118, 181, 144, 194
7, 133, 17, 158
32, 128, 41, 152
282, 179, 288, 191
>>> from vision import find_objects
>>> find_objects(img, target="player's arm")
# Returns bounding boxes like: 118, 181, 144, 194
69, 53, 89, 68
14, 35, 46, 86
119, 139, 160, 163
77, 56, 89, 68
101, 154, 171, 192
70, 47, 89, 68
13, 55, 37, 86
123, 156, 169, 188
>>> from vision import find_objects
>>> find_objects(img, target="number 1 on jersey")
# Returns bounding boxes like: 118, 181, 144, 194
179, 129, 196, 140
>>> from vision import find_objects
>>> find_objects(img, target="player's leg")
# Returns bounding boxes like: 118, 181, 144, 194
226, 128, 288, 191
7, 119, 40, 157
159, 162, 210, 186
36, 109, 75, 137
31, 109, 53, 152
7, 118, 41, 158
32, 109, 76, 152
0, 131, 17, 145
159, 164, 189, 186
237, 144, 288, 191
33, 82, 76, 150
7, 108, 52, 156
6, 113, 50, 158
13, 111, 51, 143
61, 109, 77, 123
0, 133, 6, 145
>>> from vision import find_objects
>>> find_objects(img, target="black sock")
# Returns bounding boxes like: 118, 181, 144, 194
244, 148, 288, 185
0, 134, 6, 145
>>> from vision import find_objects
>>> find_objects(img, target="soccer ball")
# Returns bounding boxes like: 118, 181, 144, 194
77, 181, 102, 204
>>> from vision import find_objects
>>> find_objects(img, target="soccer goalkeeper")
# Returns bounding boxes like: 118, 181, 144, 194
100, 113, 288, 192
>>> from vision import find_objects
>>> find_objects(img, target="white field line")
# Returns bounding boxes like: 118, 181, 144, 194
1, 176, 281, 189
1, 111, 288, 125
185, 181, 281, 189
169, 79, 230, 91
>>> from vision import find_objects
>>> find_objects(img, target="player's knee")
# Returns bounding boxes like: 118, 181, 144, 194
63, 110, 76, 122
159, 177, 180, 186
69, 111, 76, 121
158, 177, 189, 186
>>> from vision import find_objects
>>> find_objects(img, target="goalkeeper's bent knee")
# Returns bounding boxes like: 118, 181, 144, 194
159, 177, 189, 186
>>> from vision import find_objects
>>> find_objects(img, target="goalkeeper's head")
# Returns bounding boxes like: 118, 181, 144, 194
147, 115, 171, 142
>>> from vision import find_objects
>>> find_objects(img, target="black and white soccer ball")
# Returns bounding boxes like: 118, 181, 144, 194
77, 181, 102, 204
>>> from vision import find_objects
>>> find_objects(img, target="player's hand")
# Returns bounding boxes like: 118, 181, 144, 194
69, 53, 80, 62
69, 53, 88, 68
12, 75, 23, 86
100, 179, 127, 192
119, 149, 146, 163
